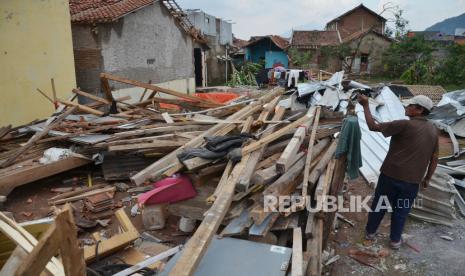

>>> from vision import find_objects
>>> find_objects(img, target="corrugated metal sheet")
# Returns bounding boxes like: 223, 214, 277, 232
356, 86, 407, 185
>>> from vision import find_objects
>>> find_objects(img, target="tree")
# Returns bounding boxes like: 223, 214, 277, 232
382, 36, 434, 78
434, 44, 465, 86
393, 8, 409, 39
288, 48, 313, 68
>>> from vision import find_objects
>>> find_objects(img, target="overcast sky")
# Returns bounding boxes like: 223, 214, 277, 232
176, 0, 465, 39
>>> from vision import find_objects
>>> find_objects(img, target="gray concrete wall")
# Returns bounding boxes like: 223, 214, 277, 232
72, 1, 195, 94
219, 20, 232, 46
99, 2, 195, 90
187, 10, 216, 36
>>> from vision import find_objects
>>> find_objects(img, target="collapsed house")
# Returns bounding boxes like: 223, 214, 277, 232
70, 0, 209, 99
1, 66, 463, 274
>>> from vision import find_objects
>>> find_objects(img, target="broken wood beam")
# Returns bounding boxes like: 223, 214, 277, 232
307, 139, 338, 194
130, 88, 284, 185
168, 148, 250, 275
236, 100, 284, 192
101, 73, 218, 106
252, 151, 305, 186
0, 107, 77, 169
72, 88, 111, 105
83, 209, 139, 263
57, 99, 104, 116
241, 112, 315, 156
276, 107, 317, 174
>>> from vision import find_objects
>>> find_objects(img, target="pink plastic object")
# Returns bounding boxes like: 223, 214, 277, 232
137, 174, 197, 206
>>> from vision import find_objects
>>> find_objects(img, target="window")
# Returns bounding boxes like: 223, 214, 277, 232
205, 17, 210, 24
360, 54, 369, 63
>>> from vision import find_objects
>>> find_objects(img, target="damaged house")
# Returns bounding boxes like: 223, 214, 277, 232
70, 0, 208, 102
245, 35, 290, 68
290, 4, 391, 75
187, 9, 233, 85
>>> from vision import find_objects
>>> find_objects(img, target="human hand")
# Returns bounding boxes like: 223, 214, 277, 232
357, 94, 369, 107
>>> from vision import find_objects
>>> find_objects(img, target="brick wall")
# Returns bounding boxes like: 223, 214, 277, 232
335, 9, 384, 39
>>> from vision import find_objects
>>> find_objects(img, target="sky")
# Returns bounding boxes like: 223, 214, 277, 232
176, 0, 465, 39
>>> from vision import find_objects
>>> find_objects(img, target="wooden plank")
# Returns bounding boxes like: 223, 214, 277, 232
0, 213, 64, 275
108, 140, 185, 152
306, 218, 323, 276
0, 107, 76, 169
252, 151, 305, 186
241, 113, 314, 156
101, 73, 217, 105
168, 136, 253, 275
0, 157, 91, 196
304, 211, 315, 239
57, 99, 104, 116
302, 107, 322, 201
264, 155, 306, 198
48, 186, 115, 205
291, 227, 303, 276
276, 107, 316, 174
161, 112, 175, 124
236, 100, 284, 192
307, 140, 337, 192
84, 209, 139, 263
0, 246, 27, 275
72, 88, 111, 105
131, 88, 284, 185
15, 205, 85, 276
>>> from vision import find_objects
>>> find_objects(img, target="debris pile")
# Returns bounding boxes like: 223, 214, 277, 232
0, 71, 463, 275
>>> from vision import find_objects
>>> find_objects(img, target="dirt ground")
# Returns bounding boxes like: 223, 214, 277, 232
328, 177, 465, 276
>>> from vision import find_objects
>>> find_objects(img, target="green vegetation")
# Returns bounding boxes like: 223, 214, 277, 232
288, 48, 313, 68
382, 37, 465, 88
228, 62, 262, 86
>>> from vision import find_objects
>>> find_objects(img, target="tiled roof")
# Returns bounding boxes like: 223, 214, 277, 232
326, 4, 386, 26
269, 35, 290, 50
70, 0, 154, 23
233, 37, 249, 48
342, 29, 392, 43
247, 35, 290, 50
291, 31, 340, 48
400, 85, 446, 103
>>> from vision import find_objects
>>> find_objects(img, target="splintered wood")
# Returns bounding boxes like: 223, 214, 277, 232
0, 72, 349, 276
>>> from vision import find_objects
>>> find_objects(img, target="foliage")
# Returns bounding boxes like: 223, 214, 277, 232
382, 36, 434, 78
433, 44, 465, 86
320, 43, 352, 71
288, 48, 313, 68
228, 62, 262, 87
393, 8, 409, 39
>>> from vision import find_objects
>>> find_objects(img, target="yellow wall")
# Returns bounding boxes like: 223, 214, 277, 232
0, 0, 76, 127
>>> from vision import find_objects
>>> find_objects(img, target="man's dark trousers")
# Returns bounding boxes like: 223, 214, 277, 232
366, 173, 420, 242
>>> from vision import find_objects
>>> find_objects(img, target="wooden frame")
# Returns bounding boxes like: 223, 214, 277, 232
83, 208, 139, 263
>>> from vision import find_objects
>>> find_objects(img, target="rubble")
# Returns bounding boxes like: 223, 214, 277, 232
0, 69, 463, 275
